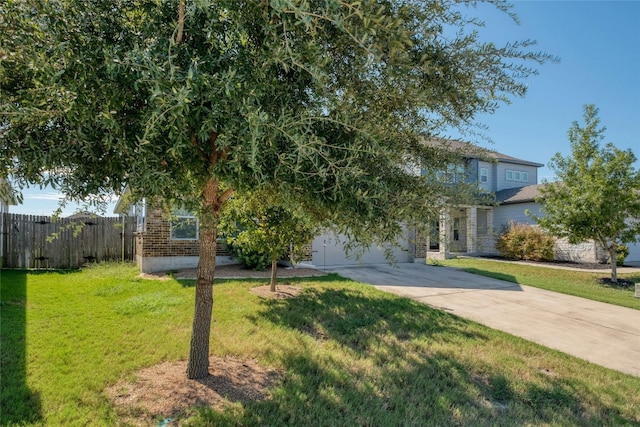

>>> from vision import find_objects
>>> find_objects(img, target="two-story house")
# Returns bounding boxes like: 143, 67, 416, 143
422, 139, 544, 261
422, 140, 640, 266
115, 139, 639, 272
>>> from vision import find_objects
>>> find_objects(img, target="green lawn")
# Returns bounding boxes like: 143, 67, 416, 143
437, 258, 640, 310
1, 263, 639, 426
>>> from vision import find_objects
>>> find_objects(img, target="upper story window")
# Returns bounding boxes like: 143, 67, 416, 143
170, 208, 199, 240
437, 163, 466, 183
505, 169, 529, 182
480, 167, 488, 183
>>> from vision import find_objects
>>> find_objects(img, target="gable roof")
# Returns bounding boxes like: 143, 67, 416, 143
495, 183, 546, 205
427, 139, 544, 168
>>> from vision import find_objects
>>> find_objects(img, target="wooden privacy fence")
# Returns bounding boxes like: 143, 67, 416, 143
1, 213, 136, 269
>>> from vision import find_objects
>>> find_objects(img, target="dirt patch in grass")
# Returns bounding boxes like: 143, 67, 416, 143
106, 356, 282, 426
250, 284, 303, 299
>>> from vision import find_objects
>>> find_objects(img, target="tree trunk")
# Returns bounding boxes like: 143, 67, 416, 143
186, 178, 220, 379
270, 259, 278, 292
609, 245, 618, 284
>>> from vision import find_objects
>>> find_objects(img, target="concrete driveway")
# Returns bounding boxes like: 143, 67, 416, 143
330, 263, 640, 377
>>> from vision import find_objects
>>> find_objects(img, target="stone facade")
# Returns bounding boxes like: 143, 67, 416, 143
554, 238, 608, 264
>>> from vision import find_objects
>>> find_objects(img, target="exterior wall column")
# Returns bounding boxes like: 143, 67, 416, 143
439, 209, 450, 257
466, 207, 477, 254
485, 208, 496, 254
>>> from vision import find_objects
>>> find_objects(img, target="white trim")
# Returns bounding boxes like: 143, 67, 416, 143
480, 167, 488, 183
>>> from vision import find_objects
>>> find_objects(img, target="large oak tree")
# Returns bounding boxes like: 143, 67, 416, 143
1, 0, 551, 378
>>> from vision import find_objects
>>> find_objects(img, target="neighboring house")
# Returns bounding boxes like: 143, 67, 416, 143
0, 177, 14, 213
115, 140, 639, 272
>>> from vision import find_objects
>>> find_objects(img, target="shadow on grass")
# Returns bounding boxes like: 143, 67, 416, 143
177, 272, 344, 288
0, 270, 43, 426
621, 273, 640, 284
189, 285, 638, 426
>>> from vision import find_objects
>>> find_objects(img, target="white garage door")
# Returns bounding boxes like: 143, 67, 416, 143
626, 242, 640, 266
311, 232, 413, 268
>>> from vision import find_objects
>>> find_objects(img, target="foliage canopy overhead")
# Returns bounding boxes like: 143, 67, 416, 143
2, 0, 554, 378
2, 0, 551, 232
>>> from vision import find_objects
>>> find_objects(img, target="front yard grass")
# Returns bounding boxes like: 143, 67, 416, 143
1, 263, 639, 426
438, 258, 640, 310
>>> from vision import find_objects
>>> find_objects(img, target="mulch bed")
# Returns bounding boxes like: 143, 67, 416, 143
106, 356, 282, 426
597, 278, 636, 288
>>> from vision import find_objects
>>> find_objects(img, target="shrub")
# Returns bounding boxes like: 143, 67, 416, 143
614, 245, 629, 266
227, 241, 272, 271
497, 221, 555, 261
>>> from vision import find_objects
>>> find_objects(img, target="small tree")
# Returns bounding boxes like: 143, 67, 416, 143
219, 189, 319, 292
532, 105, 640, 283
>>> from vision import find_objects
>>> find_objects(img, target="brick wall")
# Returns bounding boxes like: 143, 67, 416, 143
137, 208, 230, 258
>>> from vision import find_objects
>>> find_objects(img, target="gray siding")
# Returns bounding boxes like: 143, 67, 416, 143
493, 202, 542, 230
477, 160, 495, 192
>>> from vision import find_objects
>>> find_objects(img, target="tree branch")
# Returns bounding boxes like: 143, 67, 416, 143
217, 188, 235, 207
177, 0, 185, 44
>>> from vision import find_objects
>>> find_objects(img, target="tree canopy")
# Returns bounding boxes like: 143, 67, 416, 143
219, 187, 319, 291
1, 0, 552, 377
532, 104, 640, 282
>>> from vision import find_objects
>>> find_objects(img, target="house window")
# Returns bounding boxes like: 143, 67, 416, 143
480, 167, 488, 183
477, 209, 488, 235
435, 163, 466, 184
429, 220, 440, 250
170, 209, 198, 240
506, 169, 529, 182
453, 218, 460, 241
135, 201, 146, 232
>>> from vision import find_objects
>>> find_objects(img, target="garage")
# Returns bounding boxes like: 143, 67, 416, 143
310, 231, 414, 268
626, 242, 640, 266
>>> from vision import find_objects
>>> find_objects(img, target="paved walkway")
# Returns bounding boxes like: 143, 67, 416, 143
329, 263, 640, 377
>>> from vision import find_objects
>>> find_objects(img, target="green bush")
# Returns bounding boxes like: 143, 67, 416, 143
227, 241, 272, 271
497, 221, 555, 262
615, 245, 629, 266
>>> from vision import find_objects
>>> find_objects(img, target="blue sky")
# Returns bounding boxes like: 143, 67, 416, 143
10, 1, 640, 216
453, 0, 640, 182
